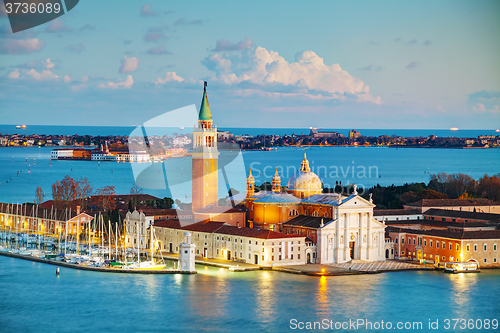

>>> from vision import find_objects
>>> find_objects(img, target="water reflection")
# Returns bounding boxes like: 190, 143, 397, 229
186, 265, 229, 319
448, 272, 478, 315
255, 271, 276, 323
315, 276, 329, 316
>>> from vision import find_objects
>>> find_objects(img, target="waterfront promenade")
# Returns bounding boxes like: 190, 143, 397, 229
161, 252, 433, 276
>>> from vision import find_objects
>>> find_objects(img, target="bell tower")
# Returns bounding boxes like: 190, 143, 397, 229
272, 168, 281, 193
192, 82, 219, 212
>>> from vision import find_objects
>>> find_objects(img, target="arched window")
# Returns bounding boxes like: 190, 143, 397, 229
312, 211, 319, 217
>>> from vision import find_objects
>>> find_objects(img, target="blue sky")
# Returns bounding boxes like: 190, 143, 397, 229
0, 0, 499, 129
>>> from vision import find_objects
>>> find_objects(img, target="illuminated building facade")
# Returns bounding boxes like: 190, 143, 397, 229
244, 155, 387, 264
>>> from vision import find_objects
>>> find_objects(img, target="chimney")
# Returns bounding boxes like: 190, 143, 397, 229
76, 205, 81, 215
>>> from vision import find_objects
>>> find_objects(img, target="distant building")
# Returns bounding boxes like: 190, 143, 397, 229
348, 129, 361, 139
403, 199, 500, 214
374, 209, 422, 222
310, 128, 342, 139
153, 220, 306, 266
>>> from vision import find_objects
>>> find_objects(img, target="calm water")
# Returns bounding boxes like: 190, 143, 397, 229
0, 146, 499, 204
0, 124, 498, 138
0, 256, 498, 333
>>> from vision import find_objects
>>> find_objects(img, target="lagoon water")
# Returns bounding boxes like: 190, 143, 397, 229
1, 129, 500, 332
0, 256, 499, 333
0, 146, 499, 204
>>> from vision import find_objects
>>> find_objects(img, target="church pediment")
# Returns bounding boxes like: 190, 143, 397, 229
338, 195, 375, 208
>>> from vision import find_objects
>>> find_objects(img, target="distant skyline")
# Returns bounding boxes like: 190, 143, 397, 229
0, 0, 499, 129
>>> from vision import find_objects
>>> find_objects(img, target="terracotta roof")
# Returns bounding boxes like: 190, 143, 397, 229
405, 198, 499, 207
181, 221, 226, 233
194, 206, 244, 214
424, 209, 500, 222
374, 209, 421, 216
283, 215, 332, 229
387, 226, 500, 240
386, 219, 497, 229
0, 202, 90, 221
153, 219, 181, 229
216, 225, 302, 239
138, 209, 187, 216
152, 219, 302, 240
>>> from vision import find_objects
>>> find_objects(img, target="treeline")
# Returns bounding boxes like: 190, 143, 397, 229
254, 172, 500, 210
362, 173, 500, 209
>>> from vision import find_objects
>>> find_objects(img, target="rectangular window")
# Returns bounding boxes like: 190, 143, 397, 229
298, 254, 300, 260
279, 255, 282, 260
484, 244, 487, 251
430, 240, 433, 247
424, 239, 427, 246
249, 254, 251, 259
272, 256, 274, 261
474, 244, 477, 252
262, 255, 264, 261
272, 248, 274, 253
442, 243, 445, 249
449, 243, 452, 250
436, 241, 439, 248
413, 238, 415, 245
291, 254, 293, 260
494, 244, 497, 251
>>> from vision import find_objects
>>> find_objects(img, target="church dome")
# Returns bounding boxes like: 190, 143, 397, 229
287, 153, 322, 198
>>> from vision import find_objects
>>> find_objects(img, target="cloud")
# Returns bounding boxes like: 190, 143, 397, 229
202, 46, 380, 103
394, 37, 402, 42
26, 69, 57, 80
98, 75, 134, 89
64, 75, 72, 83
357, 64, 384, 71
174, 18, 204, 26
124, 39, 132, 45
143, 26, 169, 42
424, 40, 432, 45
141, 4, 157, 16
408, 39, 418, 45
154, 72, 184, 85
44, 59, 55, 69
119, 56, 139, 73
7, 69, 20, 79
212, 37, 252, 52
472, 103, 486, 113
0, 38, 45, 54
66, 43, 85, 54
469, 90, 500, 114
147, 45, 171, 55
77, 24, 95, 34
45, 19, 72, 33
405, 61, 419, 69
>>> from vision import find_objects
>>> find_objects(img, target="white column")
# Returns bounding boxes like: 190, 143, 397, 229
344, 213, 350, 261
336, 212, 341, 263
367, 213, 372, 260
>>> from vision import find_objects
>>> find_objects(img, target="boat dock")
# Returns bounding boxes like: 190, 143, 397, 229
0, 251, 195, 274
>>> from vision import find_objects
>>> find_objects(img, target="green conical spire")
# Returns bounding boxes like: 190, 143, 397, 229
199, 81, 212, 121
